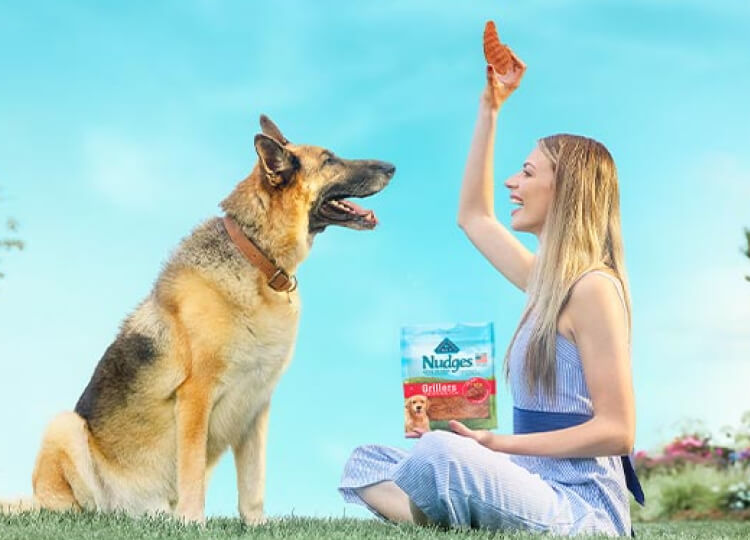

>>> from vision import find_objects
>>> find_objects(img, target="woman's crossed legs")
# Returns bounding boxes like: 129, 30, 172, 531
348, 431, 575, 532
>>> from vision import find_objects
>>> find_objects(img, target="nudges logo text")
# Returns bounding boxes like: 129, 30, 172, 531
422, 338, 474, 373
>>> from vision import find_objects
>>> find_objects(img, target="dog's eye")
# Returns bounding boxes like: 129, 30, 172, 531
323, 154, 337, 167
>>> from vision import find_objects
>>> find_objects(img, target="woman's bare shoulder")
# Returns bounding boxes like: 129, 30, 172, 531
568, 271, 622, 309
566, 271, 626, 338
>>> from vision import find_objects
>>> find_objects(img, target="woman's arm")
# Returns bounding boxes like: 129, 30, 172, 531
451, 273, 635, 457
457, 94, 499, 223
458, 63, 535, 293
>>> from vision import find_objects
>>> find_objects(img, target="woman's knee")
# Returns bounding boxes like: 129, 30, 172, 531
396, 431, 467, 494
412, 430, 453, 455
409, 430, 467, 467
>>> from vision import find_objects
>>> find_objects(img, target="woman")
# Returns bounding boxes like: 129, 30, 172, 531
339, 53, 641, 536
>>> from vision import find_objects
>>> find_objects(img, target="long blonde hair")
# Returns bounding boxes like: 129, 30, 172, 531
503, 134, 632, 401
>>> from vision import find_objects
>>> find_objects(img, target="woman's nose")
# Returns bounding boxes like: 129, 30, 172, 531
504, 174, 518, 189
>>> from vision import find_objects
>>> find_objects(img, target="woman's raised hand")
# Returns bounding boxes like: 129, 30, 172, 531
481, 50, 526, 112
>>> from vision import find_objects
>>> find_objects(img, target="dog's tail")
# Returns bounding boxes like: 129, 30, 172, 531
0, 496, 39, 514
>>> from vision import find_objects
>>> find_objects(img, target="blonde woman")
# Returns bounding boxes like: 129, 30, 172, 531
339, 57, 642, 536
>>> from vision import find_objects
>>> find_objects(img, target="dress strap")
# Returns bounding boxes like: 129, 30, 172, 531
570, 269, 629, 341
588, 271, 627, 317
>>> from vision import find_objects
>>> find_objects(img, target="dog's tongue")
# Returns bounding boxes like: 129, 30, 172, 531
344, 199, 378, 226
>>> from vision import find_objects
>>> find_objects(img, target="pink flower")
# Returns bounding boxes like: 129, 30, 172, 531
635, 450, 648, 459
682, 436, 702, 447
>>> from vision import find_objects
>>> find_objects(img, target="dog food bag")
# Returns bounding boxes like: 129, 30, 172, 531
401, 322, 497, 436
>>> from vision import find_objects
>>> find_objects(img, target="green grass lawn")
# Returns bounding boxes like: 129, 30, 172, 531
1, 512, 749, 540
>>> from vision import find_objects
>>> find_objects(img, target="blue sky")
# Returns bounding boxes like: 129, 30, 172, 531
1, 0, 749, 519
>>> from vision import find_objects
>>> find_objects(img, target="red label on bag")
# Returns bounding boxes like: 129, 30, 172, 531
403, 378, 496, 399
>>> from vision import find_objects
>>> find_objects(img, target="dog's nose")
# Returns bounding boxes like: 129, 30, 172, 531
376, 161, 395, 178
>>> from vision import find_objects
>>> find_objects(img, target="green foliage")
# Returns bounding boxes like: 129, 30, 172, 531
659, 480, 720, 517
0, 188, 25, 279
630, 464, 749, 522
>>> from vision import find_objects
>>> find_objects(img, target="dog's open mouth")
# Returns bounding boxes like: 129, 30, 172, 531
308, 159, 395, 233
318, 198, 378, 230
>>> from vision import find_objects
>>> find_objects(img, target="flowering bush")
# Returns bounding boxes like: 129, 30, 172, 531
631, 411, 750, 519
635, 416, 750, 478
634, 434, 737, 478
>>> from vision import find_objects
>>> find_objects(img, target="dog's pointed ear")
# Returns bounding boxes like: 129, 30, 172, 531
254, 134, 298, 187
259, 114, 289, 146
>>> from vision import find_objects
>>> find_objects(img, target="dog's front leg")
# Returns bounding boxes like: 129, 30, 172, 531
233, 401, 270, 525
175, 379, 211, 524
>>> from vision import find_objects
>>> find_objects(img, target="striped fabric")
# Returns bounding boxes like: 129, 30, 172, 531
339, 270, 633, 536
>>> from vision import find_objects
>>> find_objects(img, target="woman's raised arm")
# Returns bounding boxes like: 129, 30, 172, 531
457, 61, 534, 292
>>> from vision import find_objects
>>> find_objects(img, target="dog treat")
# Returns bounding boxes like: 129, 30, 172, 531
483, 20, 514, 75
401, 322, 497, 436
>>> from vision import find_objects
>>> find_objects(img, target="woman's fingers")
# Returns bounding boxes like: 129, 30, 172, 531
450, 421, 496, 449
507, 50, 527, 90
449, 420, 476, 439
508, 47, 526, 71
486, 64, 498, 88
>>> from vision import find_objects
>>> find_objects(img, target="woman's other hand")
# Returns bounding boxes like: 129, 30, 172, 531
449, 420, 507, 451
405, 427, 427, 439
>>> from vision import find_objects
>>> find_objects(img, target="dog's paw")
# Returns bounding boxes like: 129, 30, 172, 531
175, 505, 206, 526
241, 505, 266, 526
243, 514, 267, 526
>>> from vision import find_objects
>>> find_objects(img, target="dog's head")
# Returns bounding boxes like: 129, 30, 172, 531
405, 395, 430, 417
223, 115, 395, 239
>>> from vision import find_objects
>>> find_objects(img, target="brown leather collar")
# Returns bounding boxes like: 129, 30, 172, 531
222, 216, 298, 293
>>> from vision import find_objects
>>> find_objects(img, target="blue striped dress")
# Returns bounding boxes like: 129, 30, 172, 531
339, 271, 633, 536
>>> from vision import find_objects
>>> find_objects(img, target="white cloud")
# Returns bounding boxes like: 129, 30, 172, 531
81, 129, 235, 216
83, 131, 169, 211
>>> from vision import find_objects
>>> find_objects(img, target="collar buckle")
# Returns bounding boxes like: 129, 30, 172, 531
268, 268, 295, 292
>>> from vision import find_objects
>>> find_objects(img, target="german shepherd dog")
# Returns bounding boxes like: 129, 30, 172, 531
0, 116, 395, 524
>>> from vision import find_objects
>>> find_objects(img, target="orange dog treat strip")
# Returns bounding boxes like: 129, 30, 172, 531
483, 20, 513, 74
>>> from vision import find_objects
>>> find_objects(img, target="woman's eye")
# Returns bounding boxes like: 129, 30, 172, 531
522, 170, 531, 177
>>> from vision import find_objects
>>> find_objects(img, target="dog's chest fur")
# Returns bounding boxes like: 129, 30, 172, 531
205, 294, 300, 460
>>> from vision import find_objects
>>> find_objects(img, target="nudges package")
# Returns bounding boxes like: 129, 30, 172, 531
401, 322, 497, 436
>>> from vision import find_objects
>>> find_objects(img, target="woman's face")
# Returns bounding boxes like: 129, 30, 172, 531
504, 145, 556, 237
